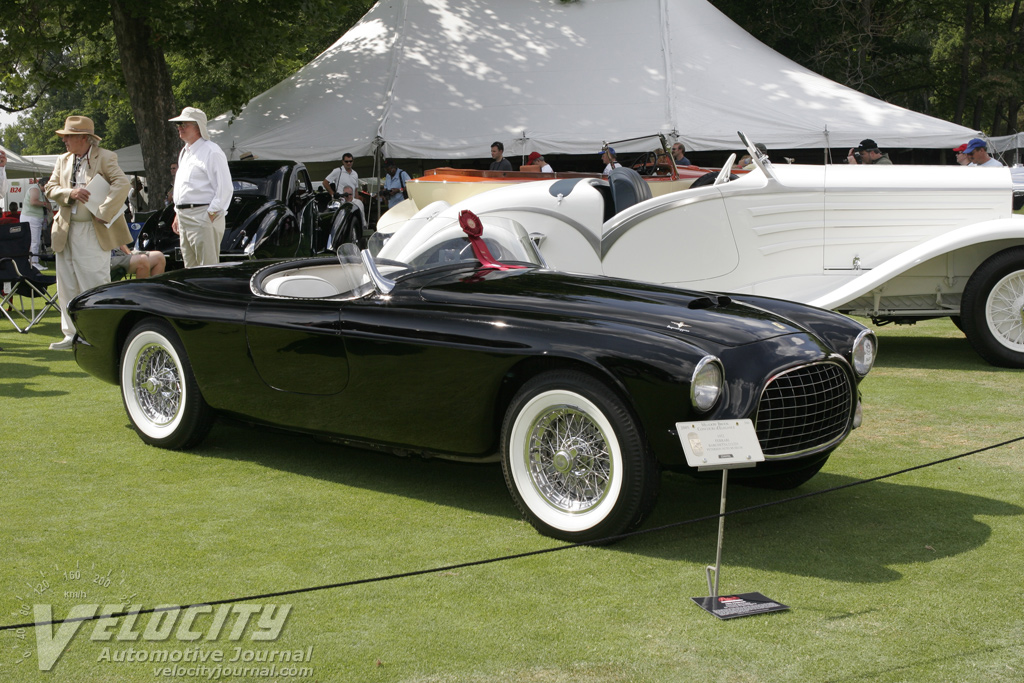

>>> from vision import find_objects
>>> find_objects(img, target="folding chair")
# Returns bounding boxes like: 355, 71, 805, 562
0, 221, 59, 333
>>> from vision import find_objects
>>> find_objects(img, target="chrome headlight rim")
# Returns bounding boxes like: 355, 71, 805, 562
690, 355, 724, 413
851, 329, 877, 377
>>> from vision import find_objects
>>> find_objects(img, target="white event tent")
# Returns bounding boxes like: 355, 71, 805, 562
1, 145, 54, 177
119, 0, 981, 169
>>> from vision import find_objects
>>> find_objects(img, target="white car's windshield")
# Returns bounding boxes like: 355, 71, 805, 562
374, 214, 544, 270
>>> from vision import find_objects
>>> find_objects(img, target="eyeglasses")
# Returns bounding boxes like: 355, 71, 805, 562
175, 122, 190, 128
343, 159, 353, 164
341, 192, 352, 197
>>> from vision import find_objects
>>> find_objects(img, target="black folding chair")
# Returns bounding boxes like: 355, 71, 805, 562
0, 221, 59, 333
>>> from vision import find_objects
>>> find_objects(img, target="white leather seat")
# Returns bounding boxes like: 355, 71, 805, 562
264, 274, 340, 298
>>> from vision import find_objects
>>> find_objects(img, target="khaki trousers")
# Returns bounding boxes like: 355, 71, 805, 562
177, 206, 225, 268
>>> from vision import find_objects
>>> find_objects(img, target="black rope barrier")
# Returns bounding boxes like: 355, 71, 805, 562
3, 435, 1021, 632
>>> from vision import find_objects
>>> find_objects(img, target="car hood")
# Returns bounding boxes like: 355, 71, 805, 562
415, 267, 811, 348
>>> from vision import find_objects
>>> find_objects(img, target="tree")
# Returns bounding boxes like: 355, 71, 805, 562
710, 0, 1024, 138
0, 0, 370, 208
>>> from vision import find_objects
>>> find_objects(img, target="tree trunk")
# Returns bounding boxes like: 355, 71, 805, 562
954, 1, 974, 126
109, 0, 179, 213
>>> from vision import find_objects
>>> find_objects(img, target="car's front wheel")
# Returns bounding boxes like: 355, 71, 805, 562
120, 319, 215, 449
961, 247, 1024, 368
501, 371, 659, 543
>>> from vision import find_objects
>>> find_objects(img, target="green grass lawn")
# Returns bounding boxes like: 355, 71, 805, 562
1, 312, 1022, 682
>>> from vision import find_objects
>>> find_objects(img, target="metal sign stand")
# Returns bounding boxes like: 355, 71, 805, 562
705, 467, 730, 599
676, 419, 789, 620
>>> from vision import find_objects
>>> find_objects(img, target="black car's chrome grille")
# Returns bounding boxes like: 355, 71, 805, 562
755, 362, 853, 457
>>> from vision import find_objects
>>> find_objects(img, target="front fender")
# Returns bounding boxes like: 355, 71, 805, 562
810, 216, 1024, 309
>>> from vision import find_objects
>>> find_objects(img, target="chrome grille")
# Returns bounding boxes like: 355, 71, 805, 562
755, 362, 853, 457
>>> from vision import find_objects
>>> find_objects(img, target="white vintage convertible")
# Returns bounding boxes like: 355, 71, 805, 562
374, 133, 1024, 368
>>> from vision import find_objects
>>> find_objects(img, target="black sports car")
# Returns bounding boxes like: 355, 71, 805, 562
138, 160, 363, 268
70, 211, 875, 542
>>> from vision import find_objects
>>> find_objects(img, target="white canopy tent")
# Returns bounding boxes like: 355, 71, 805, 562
121, 0, 982, 168
2, 145, 54, 177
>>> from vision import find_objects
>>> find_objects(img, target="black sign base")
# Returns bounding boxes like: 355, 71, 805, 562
691, 592, 789, 620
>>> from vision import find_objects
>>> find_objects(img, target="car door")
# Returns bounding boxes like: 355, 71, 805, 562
245, 298, 349, 396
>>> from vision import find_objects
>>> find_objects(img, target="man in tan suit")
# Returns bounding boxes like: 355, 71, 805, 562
45, 115, 132, 350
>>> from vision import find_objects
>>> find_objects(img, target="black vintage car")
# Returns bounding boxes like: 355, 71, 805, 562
70, 212, 875, 542
138, 160, 363, 268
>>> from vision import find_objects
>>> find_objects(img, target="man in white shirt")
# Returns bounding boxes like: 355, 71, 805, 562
526, 152, 553, 173
169, 107, 232, 267
322, 153, 359, 198
963, 138, 1004, 167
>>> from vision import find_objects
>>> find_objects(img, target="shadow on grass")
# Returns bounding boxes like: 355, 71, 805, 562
873, 333, 992, 371
619, 467, 1022, 583
0, 330, 89, 397
190, 418, 1021, 585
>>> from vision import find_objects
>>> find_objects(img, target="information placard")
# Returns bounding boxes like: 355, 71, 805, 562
691, 592, 789, 620
676, 419, 764, 471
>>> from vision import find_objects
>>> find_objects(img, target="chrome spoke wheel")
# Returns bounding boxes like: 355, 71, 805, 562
527, 406, 612, 514
133, 343, 183, 426
120, 320, 214, 448
502, 371, 658, 542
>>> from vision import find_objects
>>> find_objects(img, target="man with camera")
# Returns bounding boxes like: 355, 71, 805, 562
847, 139, 892, 165
380, 159, 411, 210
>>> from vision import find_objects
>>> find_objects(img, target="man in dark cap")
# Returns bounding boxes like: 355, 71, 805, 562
846, 139, 892, 165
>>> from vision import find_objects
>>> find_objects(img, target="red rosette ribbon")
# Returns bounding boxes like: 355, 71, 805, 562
458, 210, 524, 272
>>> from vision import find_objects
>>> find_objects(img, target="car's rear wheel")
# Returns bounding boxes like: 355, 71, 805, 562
501, 371, 658, 543
961, 247, 1024, 368
120, 319, 215, 449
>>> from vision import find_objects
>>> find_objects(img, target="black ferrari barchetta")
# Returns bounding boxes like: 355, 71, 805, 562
70, 210, 875, 542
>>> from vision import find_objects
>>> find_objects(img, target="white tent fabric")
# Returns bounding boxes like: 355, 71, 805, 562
126, 0, 982, 165
2, 145, 54, 176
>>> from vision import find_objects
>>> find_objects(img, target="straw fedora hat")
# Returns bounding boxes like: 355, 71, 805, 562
55, 115, 101, 140
168, 106, 210, 141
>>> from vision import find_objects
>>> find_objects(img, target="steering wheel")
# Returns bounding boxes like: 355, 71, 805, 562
714, 153, 736, 186
630, 152, 654, 176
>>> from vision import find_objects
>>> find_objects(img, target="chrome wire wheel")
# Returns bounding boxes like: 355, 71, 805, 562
507, 388, 624, 535
120, 320, 214, 449
983, 269, 1024, 353
525, 404, 613, 514
132, 342, 183, 426
502, 370, 658, 542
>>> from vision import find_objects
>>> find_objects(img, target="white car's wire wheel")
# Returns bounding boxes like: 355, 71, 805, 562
961, 247, 1024, 368
120, 319, 215, 449
501, 371, 658, 543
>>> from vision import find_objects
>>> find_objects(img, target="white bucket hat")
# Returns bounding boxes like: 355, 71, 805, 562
168, 107, 210, 141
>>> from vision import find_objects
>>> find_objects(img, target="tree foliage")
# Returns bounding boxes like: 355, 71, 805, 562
0, 0, 372, 207
710, 0, 1024, 136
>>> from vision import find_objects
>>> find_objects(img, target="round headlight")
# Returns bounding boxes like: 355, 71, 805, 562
690, 356, 724, 412
852, 329, 876, 376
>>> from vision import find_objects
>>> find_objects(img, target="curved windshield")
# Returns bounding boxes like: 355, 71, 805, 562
259, 216, 544, 300
377, 214, 543, 269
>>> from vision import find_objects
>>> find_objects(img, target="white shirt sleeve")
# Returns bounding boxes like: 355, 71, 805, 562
207, 146, 233, 216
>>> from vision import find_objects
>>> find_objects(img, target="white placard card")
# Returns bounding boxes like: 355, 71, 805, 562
676, 419, 765, 471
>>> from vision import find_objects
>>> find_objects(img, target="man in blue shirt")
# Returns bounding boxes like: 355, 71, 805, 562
381, 159, 411, 210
